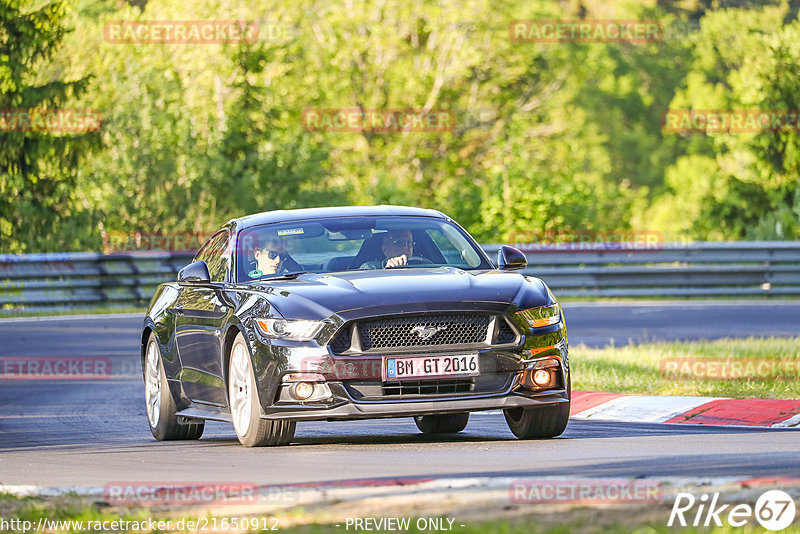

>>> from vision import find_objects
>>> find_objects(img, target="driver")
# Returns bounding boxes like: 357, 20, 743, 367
360, 230, 415, 269
251, 236, 301, 276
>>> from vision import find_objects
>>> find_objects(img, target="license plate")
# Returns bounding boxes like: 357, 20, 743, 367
383, 353, 480, 381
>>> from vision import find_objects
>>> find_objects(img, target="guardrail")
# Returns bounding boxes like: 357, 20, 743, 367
1, 242, 799, 313
0, 251, 194, 313
496, 241, 800, 298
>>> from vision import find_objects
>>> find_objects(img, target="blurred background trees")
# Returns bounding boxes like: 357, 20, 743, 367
0, 0, 99, 252
1, 0, 798, 252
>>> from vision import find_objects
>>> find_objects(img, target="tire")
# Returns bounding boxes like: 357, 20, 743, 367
503, 379, 570, 439
414, 413, 469, 434
228, 332, 295, 447
144, 333, 204, 441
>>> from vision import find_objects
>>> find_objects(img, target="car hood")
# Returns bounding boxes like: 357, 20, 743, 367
241, 267, 552, 320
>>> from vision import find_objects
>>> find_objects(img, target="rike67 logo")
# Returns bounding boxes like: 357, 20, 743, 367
669, 490, 796, 531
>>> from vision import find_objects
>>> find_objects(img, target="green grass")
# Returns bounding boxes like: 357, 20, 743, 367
0, 494, 153, 530
572, 336, 800, 399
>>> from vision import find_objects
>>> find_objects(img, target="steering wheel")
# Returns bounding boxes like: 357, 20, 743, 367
382, 256, 434, 268
405, 256, 434, 265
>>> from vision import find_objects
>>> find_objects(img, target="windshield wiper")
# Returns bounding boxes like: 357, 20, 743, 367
262, 271, 309, 280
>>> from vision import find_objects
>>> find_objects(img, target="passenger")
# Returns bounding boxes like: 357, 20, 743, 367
360, 230, 416, 269
251, 236, 301, 276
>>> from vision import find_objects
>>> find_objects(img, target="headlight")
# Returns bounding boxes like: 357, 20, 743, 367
516, 304, 561, 328
254, 318, 324, 341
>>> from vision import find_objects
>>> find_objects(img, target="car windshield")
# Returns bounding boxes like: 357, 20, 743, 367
234, 216, 491, 282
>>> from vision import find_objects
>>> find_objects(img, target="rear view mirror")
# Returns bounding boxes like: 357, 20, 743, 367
178, 261, 211, 284
497, 245, 527, 271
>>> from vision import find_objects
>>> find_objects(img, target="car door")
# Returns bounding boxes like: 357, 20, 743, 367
175, 230, 232, 406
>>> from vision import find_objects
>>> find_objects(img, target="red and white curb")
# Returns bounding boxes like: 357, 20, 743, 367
571, 391, 800, 428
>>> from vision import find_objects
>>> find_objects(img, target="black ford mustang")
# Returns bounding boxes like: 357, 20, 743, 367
142, 206, 570, 447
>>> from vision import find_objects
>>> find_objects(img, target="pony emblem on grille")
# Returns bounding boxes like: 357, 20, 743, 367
411, 325, 448, 340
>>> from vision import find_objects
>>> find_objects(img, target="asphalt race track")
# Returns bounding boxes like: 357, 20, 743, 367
0, 301, 798, 487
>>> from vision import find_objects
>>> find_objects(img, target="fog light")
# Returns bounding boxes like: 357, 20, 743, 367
532, 369, 551, 386
294, 382, 314, 400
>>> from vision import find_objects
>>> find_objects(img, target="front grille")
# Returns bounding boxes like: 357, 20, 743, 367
357, 314, 489, 351
496, 319, 516, 344
382, 378, 474, 396
329, 313, 520, 355
329, 327, 351, 354
344, 373, 515, 400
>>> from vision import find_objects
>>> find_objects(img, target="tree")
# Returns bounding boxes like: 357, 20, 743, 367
209, 29, 342, 218
648, 5, 800, 239
0, 0, 98, 252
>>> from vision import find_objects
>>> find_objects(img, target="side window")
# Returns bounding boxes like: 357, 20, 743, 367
426, 227, 482, 267
198, 231, 230, 282
194, 240, 211, 264
426, 229, 466, 265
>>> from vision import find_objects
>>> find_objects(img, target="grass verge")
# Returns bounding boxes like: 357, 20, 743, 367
572, 336, 800, 399
2, 493, 800, 534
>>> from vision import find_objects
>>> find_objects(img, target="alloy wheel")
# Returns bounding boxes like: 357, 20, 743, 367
144, 341, 161, 428
229, 343, 252, 437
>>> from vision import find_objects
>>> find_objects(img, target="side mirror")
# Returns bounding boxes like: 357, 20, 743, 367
178, 261, 211, 284
497, 245, 527, 271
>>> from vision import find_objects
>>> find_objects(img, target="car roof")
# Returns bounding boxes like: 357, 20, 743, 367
231, 205, 448, 230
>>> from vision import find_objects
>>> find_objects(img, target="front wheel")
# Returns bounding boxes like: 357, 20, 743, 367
504, 379, 571, 439
144, 333, 204, 441
414, 413, 469, 434
228, 333, 295, 447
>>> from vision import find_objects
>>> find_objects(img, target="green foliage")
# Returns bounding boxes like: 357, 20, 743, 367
649, 5, 800, 239
5, 0, 800, 251
211, 32, 343, 218
0, 0, 98, 253
574, 336, 800, 399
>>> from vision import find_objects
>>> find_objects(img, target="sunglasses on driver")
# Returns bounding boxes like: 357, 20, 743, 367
257, 250, 281, 260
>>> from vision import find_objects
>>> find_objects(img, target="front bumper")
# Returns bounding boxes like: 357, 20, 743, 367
252, 310, 570, 422
260, 382, 569, 421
